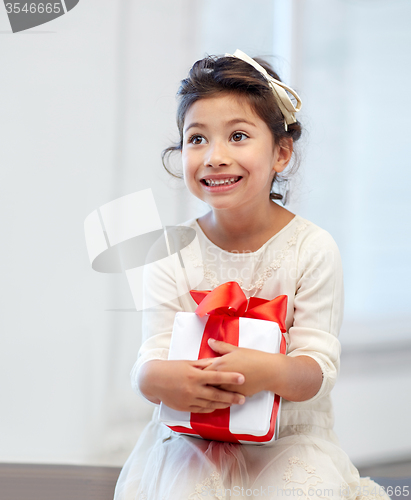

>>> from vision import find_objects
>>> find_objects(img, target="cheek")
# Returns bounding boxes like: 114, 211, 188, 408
181, 148, 192, 168
182, 151, 200, 177
181, 151, 191, 176
181, 154, 199, 192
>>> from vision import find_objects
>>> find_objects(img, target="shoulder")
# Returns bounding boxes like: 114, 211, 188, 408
292, 216, 340, 252
287, 216, 342, 273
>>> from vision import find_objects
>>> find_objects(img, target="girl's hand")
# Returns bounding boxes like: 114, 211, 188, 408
204, 339, 272, 397
138, 358, 246, 413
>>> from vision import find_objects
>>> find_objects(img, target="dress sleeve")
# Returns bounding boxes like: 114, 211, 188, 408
129, 227, 201, 400
286, 228, 343, 403
129, 250, 183, 400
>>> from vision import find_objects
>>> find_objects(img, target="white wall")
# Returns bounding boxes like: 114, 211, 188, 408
0, 0, 198, 465
0, 0, 119, 463
293, 0, 411, 346
291, 0, 411, 465
1, 0, 410, 468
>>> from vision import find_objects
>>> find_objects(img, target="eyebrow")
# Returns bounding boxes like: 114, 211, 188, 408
184, 118, 257, 134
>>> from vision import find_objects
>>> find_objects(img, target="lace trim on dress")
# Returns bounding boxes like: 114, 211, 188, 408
283, 456, 327, 500
190, 471, 226, 500
182, 222, 309, 293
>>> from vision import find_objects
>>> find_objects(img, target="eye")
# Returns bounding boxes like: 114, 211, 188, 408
189, 134, 206, 145
231, 132, 248, 142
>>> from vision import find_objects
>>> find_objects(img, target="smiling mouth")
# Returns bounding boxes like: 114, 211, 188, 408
201, 176, 242, 187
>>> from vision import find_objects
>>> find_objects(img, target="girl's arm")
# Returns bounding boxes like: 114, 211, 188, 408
133, 234, 248, 413
204, 340, 322, 402
205, 228, 343, 403
137, 357, 246, 412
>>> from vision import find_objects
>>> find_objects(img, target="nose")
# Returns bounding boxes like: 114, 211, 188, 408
205, 140, 231, 168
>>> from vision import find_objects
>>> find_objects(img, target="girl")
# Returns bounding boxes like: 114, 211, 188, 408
114, 50, 390, 500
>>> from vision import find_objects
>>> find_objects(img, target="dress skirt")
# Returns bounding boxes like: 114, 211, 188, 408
116, 217, 391, 500
114, 410, 391, 500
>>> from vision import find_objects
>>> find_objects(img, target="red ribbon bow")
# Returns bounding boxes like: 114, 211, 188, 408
171, 282, 287, 443
191, 281, 287, 323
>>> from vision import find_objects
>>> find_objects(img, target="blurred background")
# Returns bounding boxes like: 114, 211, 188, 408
1, 0, 410, 472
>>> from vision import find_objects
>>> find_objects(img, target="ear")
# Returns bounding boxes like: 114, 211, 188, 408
273, 137, 293, 174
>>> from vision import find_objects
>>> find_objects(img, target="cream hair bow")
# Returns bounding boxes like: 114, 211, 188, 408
225, 49, 302, 130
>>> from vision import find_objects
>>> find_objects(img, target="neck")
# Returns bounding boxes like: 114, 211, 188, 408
198, 200, 295, 253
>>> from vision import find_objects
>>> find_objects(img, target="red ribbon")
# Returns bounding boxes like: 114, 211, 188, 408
170, 281, 287, 444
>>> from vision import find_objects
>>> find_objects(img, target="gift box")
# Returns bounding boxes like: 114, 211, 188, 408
159, 281, 287, 445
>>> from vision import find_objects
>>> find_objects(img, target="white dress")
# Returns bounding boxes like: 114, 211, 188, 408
114, 215, 390, 500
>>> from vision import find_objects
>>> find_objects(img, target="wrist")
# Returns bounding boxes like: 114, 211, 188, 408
267, 354, 323, 402
263, 352, 287, 393
137, 359, 165, 405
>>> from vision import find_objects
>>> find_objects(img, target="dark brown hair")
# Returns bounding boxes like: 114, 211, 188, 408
162, 54, 302, 203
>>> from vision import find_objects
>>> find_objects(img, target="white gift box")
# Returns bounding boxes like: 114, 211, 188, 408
159, 311, 285, 444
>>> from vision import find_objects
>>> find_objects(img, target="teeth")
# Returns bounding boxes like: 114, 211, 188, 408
204, 177, 239, 186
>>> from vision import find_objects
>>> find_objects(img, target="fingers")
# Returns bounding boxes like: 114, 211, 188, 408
190, 394, 245, 413
200, 369, 245, 387
203, 356, 224, 371
216, 383, 251, 397
207, 338, 237, 354
191, 358, 216, 369
199, 385, 246, 406
191, 405, 231, 414
189, 400, 235, 413
169, 359, 246, 413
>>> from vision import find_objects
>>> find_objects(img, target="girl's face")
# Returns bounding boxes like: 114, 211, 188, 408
181, 94, 289, 214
